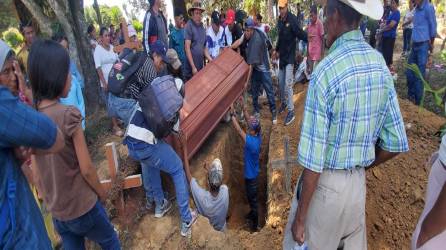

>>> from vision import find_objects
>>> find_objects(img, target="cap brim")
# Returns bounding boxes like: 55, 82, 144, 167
340, 0, 384, 20
172, 60, 182, 70
188, 7, 205, 15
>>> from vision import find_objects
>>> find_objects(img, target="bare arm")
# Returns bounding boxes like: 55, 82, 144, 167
368, 146, 400, 169
185, 40, 197, 74
96, 68, 107, 90
292, 168, 321, 244
231, 36, 244, 50
231, 115, 246, 142
72, 126, 106, 201
382, 20, 397, 32
204, 47, 213, 62
417, 182, 446, 248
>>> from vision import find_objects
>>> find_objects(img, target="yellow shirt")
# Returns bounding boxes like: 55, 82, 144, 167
17, 44, 30, 74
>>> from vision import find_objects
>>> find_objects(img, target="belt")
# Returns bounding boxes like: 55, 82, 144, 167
412, 41, 429, 46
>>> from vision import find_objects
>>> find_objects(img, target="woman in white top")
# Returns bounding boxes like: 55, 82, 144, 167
93, 27, 123, 137
402, 0, 415, 56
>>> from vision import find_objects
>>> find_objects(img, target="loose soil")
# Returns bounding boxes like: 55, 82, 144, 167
86, 34, 446, 250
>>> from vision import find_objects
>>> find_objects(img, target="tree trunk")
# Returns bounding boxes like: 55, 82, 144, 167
49, 0, 101, 113
69, 0, 101, 113
267, 0, 274, 23
17, 0, 54, 36
93, 0, 102, 27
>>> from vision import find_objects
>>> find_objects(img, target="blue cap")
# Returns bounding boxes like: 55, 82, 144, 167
150, 40, 168, 63
245, 16, 255, 28
248, 115, 260, 133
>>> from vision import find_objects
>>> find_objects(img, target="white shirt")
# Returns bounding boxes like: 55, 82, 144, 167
93, 44, 118, 87
206, 26, 225, 59
403, 9, 414, 29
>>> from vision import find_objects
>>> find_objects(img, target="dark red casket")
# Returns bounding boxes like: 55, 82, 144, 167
168, 49, 250, 166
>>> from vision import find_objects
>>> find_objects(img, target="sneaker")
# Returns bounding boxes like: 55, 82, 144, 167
180, 209, 198, 237
272, 111, 277, 125
145, 199, 155, 211
278, 103, 287, 114
154, 199, 172, 218
285, 111, 295, 126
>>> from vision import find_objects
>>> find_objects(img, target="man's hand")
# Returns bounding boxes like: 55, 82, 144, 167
291, 214, 305, 245
14, 146, 33, 164
192, 67, 198, 75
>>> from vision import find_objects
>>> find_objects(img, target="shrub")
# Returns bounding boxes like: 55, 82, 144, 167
2, 28, 23, 50
132, 19, 143, 33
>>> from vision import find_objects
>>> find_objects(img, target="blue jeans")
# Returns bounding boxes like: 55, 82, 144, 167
251, 69, 276, 114
53, 201, 120, 250
127, 140, 192, 223
108, 94, 136, 125
403, 28, 412, 52
406, 41, 429, 105
278, 64, 294, 111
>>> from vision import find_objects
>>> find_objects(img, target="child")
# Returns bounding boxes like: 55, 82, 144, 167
307, 5, 324, 76
230, 102, 262, 231
29, 40, 120, 250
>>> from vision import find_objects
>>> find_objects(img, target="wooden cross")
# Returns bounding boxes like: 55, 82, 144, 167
100, 142, 142, 214
270, 136, 298, 193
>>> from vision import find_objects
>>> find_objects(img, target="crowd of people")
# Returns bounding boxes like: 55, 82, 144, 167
0, 0, 444, 249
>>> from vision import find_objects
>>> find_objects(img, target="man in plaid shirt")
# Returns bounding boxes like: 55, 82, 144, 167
284, 0, 409, 249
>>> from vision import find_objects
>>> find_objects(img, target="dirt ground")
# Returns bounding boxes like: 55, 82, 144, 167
87, 34, 446, 249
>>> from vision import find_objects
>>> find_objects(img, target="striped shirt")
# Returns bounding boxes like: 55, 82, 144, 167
298, 30, 409, 173
127, 56, 157, 99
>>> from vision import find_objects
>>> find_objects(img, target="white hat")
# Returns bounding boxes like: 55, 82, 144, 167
127, 24, 137, 37
338, 0, 383, 20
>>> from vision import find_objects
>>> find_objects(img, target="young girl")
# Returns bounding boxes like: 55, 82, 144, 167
29, 40, 120, 250
307, 5, 324, 76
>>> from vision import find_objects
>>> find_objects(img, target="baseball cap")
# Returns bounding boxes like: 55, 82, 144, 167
248, 116, 260, 133
150, 40, 168, 63
211, 11, 220, 25
225, 9, 235, 25
208, 158, 223, 187
245, 17, 255, 29
127, 24, 137, 37
166, 49, 182, 70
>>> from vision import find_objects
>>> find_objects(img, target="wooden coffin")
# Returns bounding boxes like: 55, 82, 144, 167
171, 49, 249, 162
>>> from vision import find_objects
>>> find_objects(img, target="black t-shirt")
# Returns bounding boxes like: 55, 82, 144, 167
231, 23, 247, 59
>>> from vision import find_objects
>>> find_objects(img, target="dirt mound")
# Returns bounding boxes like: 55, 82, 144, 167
265, 85, 446, 249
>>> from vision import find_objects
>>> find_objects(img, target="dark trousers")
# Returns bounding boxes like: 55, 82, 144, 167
251, 69, 276, 114
53, 201, 120, 250
406, 41, 429, 105
382, 37, 396, 66
403, 28, 413, 52
245, 178, 258, 229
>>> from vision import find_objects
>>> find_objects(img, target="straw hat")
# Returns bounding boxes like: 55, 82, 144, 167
338, 0, 383, 20
188, 0, 205, 16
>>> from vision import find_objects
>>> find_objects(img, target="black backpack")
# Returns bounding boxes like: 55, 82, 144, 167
138, 75, 184, 139
108, 49, 147, 96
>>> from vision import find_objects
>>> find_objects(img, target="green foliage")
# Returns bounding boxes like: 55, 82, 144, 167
0, 0, 18, 33
441, 50, 446, 63
2, 28, 24, 51
84, 5, 124, 28
404, 62, 446, 110
132, 19, 143, 33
